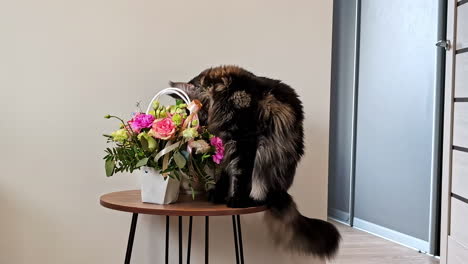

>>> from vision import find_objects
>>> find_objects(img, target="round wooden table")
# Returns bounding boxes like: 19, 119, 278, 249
100, 190, 267, 264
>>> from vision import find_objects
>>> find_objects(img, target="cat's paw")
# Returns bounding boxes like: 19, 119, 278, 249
226, 196, 254, 208
208, 189, 226, 204
226, 196, 242, 208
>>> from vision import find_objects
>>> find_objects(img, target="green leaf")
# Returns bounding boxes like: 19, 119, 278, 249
105, 159, 115, 177
138, 132, 157, 152
175, 99, 183, 106
135, 157, 149, 168
173, 151, 186, 169
161, 167, 174, 174
201, 153, 211, 161
173, 170, 181, 181
139, 136, 149, 151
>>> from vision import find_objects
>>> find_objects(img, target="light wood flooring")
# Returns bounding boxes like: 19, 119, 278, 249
328, 221, 439, 264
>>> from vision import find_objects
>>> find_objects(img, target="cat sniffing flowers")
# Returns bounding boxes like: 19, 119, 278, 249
170, 65, 341, 259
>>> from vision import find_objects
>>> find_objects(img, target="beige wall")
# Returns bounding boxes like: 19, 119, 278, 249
0, 1, 333, 263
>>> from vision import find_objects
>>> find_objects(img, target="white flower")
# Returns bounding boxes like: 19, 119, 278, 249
188, 140, 211, 154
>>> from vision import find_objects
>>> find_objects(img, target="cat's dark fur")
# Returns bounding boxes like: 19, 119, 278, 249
170, 65, 340, 258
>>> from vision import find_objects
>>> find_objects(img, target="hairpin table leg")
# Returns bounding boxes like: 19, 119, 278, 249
236, 215, 245, 264
232, 215, 240, 264
179, 216, 183, 264
187, 216, 193, 264
165, 215, 169, 264
124, 213, 138, 264
205, 216, 209, 264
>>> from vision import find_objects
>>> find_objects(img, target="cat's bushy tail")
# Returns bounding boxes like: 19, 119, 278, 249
264, 192, 341, 259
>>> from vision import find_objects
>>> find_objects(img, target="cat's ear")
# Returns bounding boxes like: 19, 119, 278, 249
169, 81, 194, 90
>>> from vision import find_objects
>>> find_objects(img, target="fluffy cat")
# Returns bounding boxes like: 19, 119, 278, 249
170, 65, 340, 258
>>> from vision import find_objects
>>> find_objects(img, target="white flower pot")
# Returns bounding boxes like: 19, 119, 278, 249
140, 167, 180, 204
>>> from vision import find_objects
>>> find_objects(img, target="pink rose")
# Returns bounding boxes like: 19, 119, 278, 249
150, 117, 176, 140
210, 137, 224, 164
129, 113, 155, 133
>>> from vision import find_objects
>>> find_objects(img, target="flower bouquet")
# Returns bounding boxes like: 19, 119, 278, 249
103, 88, 223, 204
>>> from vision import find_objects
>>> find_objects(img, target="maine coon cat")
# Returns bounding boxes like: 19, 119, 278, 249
170, 65, 340, 258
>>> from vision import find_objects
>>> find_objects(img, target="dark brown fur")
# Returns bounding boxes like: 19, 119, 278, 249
170, 65, 340, 258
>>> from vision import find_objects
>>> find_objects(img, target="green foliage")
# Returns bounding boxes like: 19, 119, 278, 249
173, 151, 186, 169
175, 99, 184, 106
135, 157, 149, 168
103, 144, 147, 176
138, 132, 157, 152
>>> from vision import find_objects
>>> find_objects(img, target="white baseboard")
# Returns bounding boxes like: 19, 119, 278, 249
328, 208, 350, 223
353, 217, 430, 253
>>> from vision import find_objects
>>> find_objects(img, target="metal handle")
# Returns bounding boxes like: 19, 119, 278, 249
436, 40, 451, 51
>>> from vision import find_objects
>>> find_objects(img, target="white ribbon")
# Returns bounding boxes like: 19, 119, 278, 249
154, 141, 182, 163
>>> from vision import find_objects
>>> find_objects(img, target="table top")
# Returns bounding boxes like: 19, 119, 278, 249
100, 190, 268, 216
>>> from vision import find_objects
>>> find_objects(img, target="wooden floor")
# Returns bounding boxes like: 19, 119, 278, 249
328, 221, 439, 264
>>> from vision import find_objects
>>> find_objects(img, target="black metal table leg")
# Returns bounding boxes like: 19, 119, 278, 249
165, 215, 169, 264
187, 216, 193, 264
236, 215, 245, 264
179, 216, 183, 264
205, 216, 209, 264
232, 215, 240, 264
124, 213, 138, 264
125, 214, 243, 264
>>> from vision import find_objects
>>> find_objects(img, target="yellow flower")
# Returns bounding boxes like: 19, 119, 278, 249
172, 114, 183, 126
182, 127, 198, 139
111, 129, 128, 142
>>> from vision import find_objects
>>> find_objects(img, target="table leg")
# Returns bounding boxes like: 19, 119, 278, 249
205, 216, 209, 264
179, 216, 183, 264
165, 215, 169, 264
232, 216, 240, 264
187, 216, 193, 264
236, 215, 245, 264
124, 213, 138, 264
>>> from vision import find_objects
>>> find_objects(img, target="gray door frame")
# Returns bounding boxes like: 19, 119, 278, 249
348, 0, 361, 228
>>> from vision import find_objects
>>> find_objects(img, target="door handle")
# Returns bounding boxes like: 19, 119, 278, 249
436, 40, 451, 51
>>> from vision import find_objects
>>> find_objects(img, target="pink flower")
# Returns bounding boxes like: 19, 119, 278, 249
210, 136, 223, 148
150, 117, 176, 140
212, 152, 224, 164
129, 113, 155, 133
210, 137, 224, 164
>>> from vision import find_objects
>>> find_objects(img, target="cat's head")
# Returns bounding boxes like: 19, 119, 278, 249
169, 65, 255, 125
